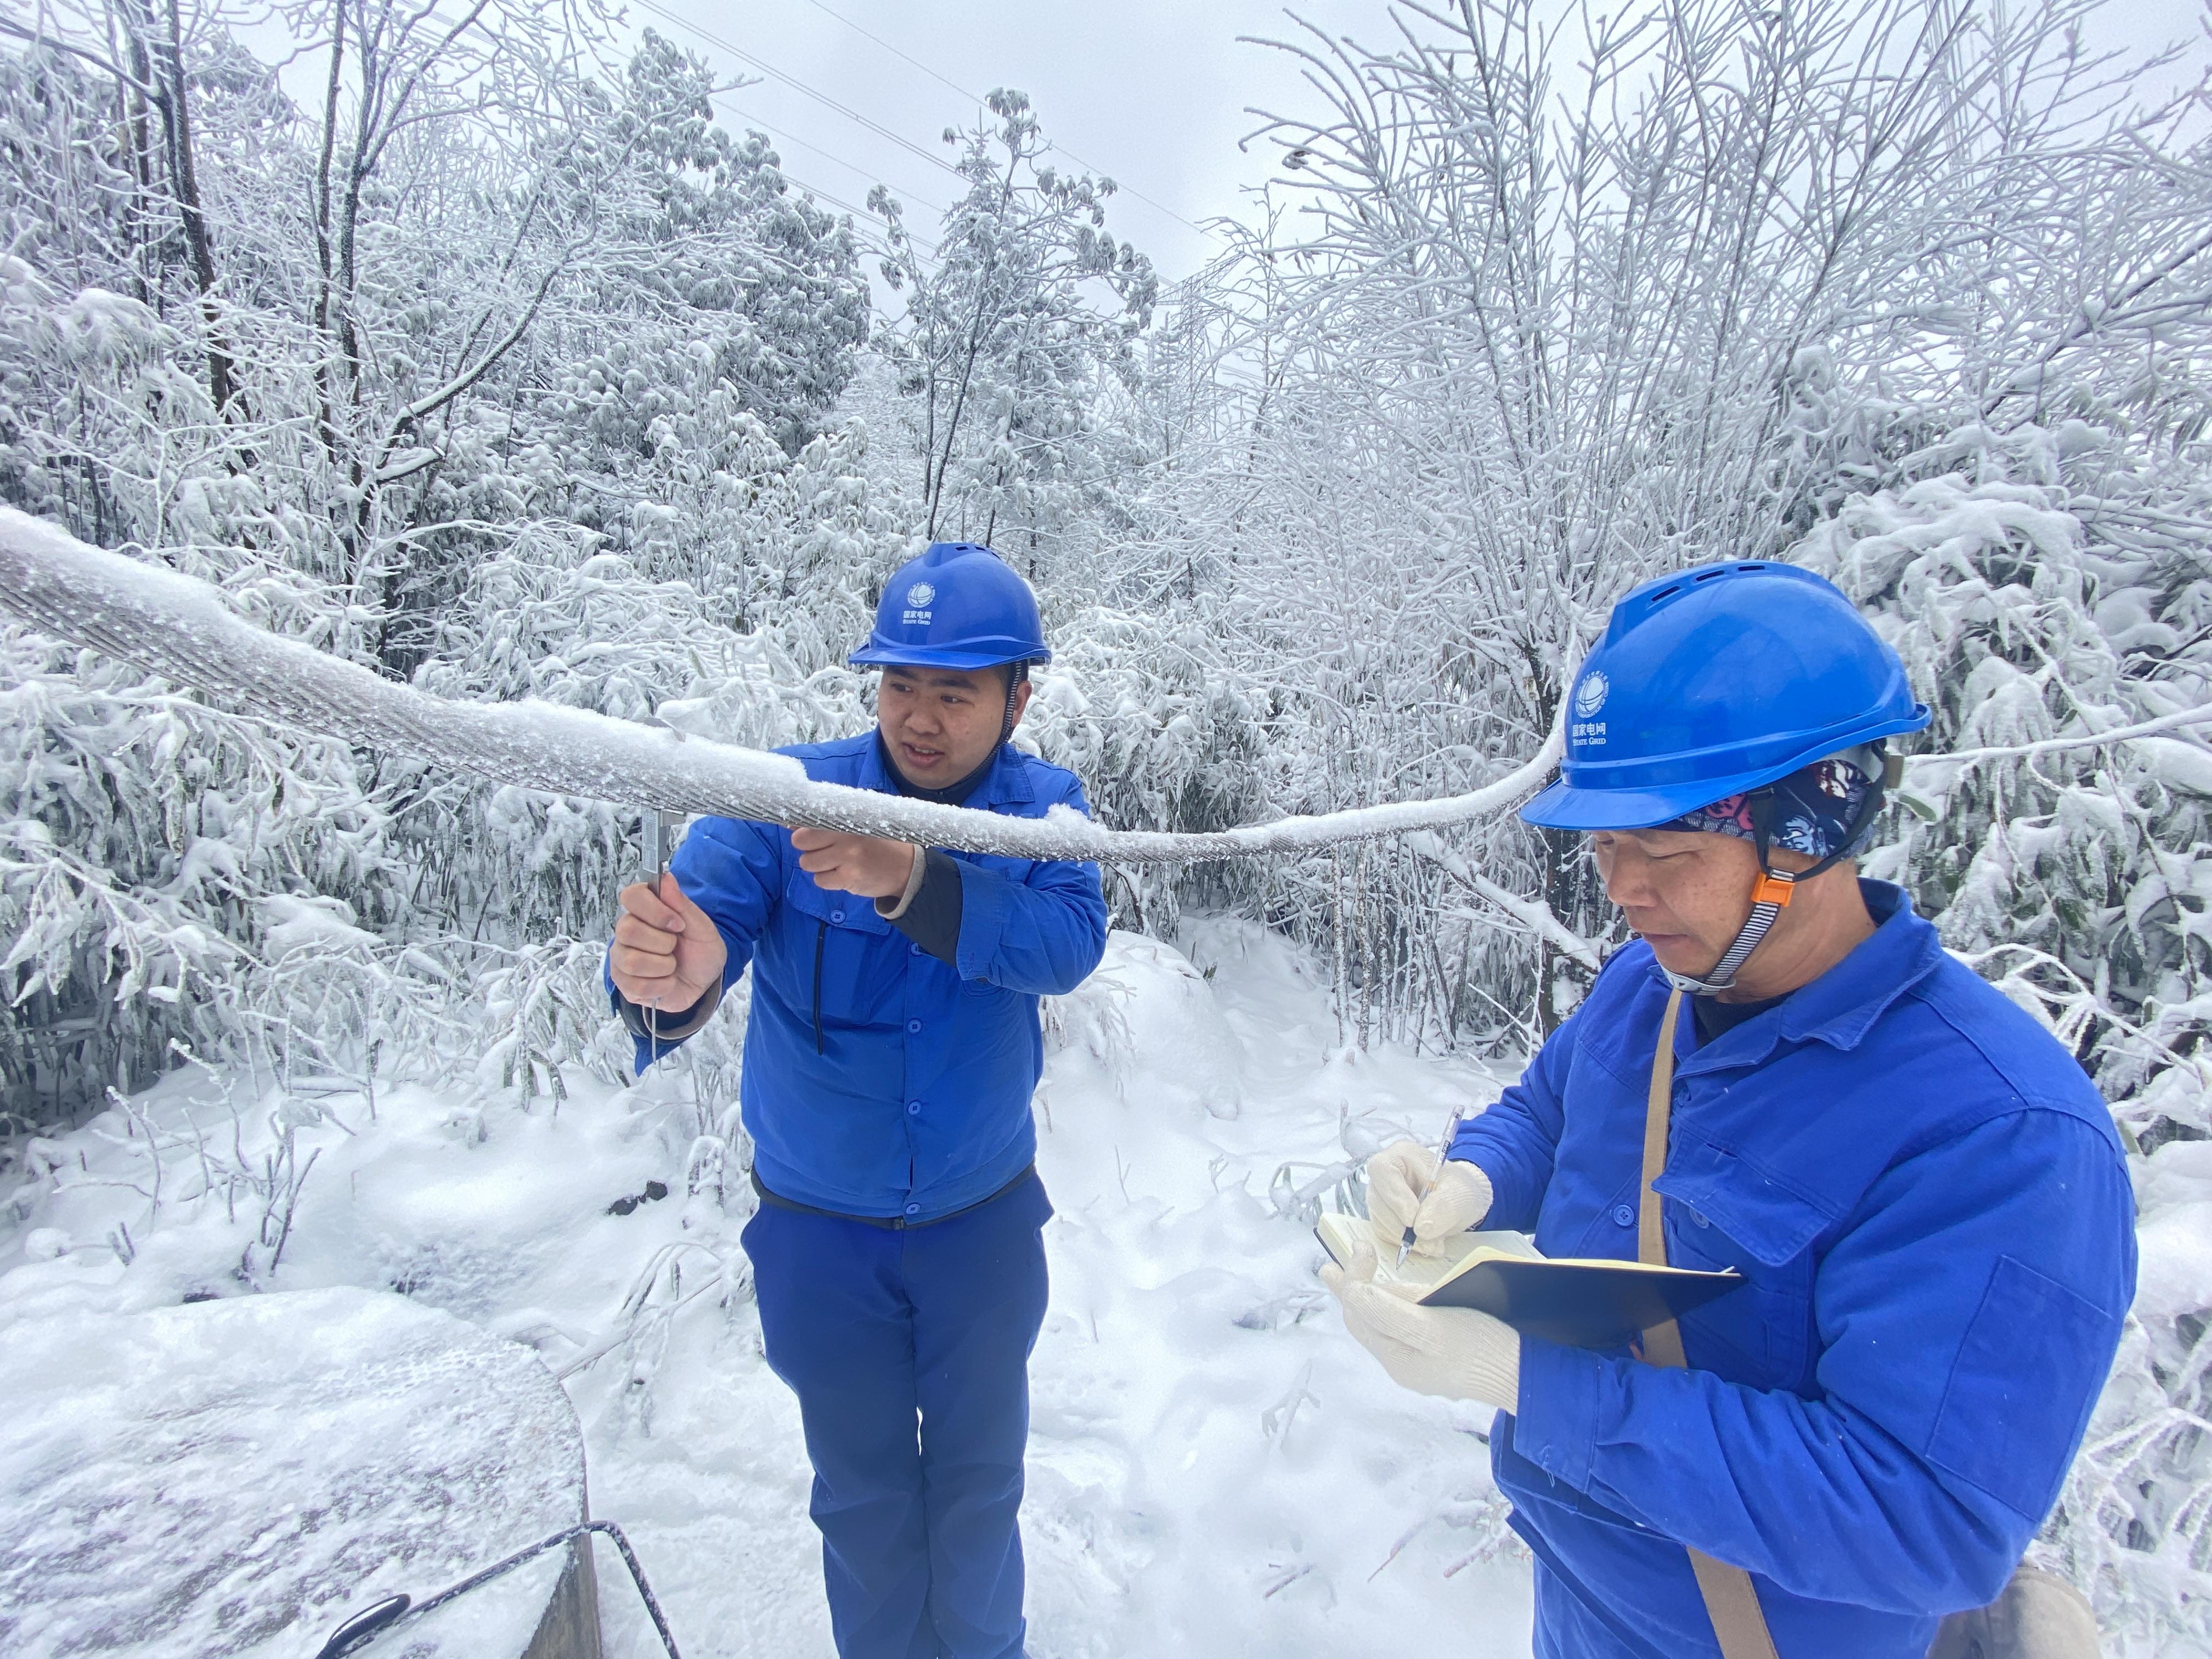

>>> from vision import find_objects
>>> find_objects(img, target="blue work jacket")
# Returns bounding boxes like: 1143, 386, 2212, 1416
617, 734, 1108, 1222
1454, 881, 2135, 1659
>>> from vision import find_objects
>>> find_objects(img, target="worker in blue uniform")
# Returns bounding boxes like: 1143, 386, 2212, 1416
1324, 561, 2135, 1659
605, 542, 1108, 1659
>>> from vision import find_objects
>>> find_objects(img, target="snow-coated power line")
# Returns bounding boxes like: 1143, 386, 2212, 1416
0, 509, 1562, 865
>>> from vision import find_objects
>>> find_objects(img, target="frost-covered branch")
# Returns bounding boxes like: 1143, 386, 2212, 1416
1916, 704, 2212, 767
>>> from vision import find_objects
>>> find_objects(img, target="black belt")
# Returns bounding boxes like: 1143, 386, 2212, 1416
749, 1163, 1036, 1230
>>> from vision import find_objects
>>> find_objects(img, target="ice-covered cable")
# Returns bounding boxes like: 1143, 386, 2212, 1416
0, 508, 1560, 863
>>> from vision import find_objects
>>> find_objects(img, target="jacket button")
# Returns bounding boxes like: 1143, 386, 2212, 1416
1611, 1203, 1635, 1227
1691, 1209, 1711, 1228
905, 1203, 922, 1217
911, 943, 923, 955
907, 1100, 922, 1115
907, 1018, 923, 1034
830, 908, 845, 924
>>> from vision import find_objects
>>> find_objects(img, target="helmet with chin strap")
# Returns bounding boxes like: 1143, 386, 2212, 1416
1520, 560, 1930, 994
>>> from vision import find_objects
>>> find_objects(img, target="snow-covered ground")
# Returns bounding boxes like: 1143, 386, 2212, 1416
0, 919, 1535, 1658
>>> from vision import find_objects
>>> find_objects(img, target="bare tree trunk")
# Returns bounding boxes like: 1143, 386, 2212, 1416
311, 0, 348, 460
104, 3, 157, 305
131, 0, 240, 417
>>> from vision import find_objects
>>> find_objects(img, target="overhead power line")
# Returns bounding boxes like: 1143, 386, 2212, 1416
794, 0, 981, 106
416, 2, 939, 269
633, 0, 1227, 253
717, 97, 949, 244
631, 0, 966, 184
769, 168, 940, 265
719, 99, 949, 219
791, 0, 1228, 247
760, 161, 941, 266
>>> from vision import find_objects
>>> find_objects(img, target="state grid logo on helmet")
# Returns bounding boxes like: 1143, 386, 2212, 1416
850, 541, 1052, 672
1571, 669, 1609, 746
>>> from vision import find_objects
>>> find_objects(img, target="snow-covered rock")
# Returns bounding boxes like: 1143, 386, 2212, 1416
0, 1287, 586, 1659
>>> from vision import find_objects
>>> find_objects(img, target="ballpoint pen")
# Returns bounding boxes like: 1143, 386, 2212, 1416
1398, 1105, 1466, 1267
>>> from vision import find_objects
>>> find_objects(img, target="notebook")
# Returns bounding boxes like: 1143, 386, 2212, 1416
1316, 1214, 1742, 1350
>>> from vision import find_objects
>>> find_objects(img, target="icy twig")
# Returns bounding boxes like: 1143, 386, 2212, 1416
1918, 704, 2212, 768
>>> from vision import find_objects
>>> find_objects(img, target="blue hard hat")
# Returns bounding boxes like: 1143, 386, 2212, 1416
1520, 560, 1929, 832
849, 542, 1051, 672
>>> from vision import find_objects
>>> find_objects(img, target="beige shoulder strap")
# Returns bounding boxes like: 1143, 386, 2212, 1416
1641, 988, 1784, 1659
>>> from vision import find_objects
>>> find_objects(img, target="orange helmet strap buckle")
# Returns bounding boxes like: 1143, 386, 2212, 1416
1751, 871, 1797, 908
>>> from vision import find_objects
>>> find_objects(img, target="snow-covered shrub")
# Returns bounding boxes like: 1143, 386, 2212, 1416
0, 617, 404, 1129
1801, 428, 2211, 1149
1796, 431, 2212, 1639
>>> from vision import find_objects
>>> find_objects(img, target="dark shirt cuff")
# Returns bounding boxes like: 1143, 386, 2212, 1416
617, 980, 723, 1044
881, 849, 963, 965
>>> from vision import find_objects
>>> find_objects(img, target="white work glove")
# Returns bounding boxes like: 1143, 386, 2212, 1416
1365, 1140, 1493, 1259
1321, 1233, 1522, 1410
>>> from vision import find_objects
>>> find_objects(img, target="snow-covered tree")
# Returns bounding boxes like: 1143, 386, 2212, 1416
870, 88, 1158, 572
0, 6, 888, 1126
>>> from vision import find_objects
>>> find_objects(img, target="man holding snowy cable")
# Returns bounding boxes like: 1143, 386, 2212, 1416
1325, 561, 2135, 1659
604, 543, 1107, 1659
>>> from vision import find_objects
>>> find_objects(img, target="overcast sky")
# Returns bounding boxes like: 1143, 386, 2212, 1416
631, 0, 2210, 283
625, 0, 1371, 281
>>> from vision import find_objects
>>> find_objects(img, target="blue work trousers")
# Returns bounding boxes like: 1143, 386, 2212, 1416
744, 1172, 1052, 1659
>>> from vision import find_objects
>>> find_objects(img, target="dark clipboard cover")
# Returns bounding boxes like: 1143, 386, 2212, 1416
1316, 1217, 1742, 1350
1415, 1252, 1741, 1348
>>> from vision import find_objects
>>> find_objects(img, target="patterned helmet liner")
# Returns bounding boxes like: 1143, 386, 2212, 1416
1660, 745, 1884, 861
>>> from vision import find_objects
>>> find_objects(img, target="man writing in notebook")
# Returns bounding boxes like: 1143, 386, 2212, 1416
604, 543, 1107, 1659
1323, 562, 2135, 1658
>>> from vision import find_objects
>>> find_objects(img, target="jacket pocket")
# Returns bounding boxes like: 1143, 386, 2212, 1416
1659, 1132, 1837, 1268
780, 870, 901, 1039
782, 871, 891, 935
1927, 1254, 2113, 1520
1666, 1213, 1816, 1390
